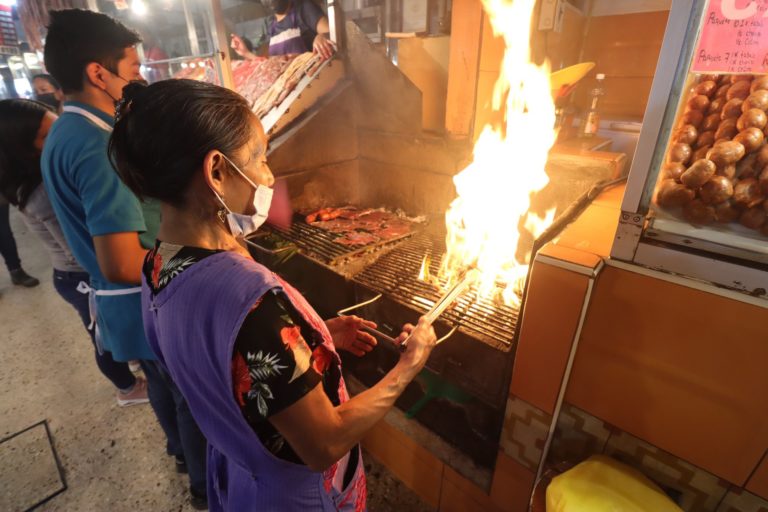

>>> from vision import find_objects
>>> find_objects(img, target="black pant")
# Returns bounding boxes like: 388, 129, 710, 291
52, 269, 136, 390
0, 202, 21, 272
141, 360, 207, 496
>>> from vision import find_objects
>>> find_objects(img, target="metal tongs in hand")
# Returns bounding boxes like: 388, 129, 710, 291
399, 268, 480, 351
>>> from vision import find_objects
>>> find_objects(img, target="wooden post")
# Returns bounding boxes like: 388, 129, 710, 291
209, 0, 235, 91
444, 0, 484, 138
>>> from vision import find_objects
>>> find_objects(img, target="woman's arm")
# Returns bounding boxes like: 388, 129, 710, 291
316, 15, 330, 35
269, 318, 435, 471
313, 16, 334, 59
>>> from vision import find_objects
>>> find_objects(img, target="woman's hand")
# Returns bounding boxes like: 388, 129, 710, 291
325, 315, 377, 356
395, 316, 437, 375
313, 34, 335, 60
231, 33, 257, 60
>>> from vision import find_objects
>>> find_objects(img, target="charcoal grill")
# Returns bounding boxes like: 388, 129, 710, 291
253, 220, 519, 476
351, 233, 519, 351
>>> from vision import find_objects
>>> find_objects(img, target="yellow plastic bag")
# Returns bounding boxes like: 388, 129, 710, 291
546, 455, 683, 512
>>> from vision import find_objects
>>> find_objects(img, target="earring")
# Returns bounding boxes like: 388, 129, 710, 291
217, 208, 228, 224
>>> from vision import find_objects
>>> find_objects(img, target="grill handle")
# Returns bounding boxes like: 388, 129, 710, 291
336, 294, 458, 350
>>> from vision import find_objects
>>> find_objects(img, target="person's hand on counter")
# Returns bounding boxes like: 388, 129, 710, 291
325, 315, 377, 356
231, 33, 258, 60
313, 33, 335, 60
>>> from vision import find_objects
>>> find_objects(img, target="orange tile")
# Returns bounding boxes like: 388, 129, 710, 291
747, 452, 768, 501
362, 419, 444, 508
537, 243, 602, 270
554, 202, 621, 258
510, 260, 590, 414
592, 183, 626, 208
489, 451, 536, 512
439, 466, 502, 512
566, 265, 768, 485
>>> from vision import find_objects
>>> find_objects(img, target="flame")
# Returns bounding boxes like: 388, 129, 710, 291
438, 0, 557, 307
418, 253, 432, 281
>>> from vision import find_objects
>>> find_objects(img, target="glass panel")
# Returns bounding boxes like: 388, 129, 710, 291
648, 0, 768, 258
95, 0, 220, 84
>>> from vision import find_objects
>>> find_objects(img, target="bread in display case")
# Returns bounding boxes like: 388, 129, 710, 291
650, 72, 768, 252
612, 0, 768, 297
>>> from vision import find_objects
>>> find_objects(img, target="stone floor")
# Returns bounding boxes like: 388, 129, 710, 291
0, 209, 431, 511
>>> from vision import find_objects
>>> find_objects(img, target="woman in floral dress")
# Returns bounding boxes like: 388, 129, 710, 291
108, 79, 437, 512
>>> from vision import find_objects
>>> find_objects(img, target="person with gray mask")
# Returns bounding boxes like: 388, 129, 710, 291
230, 0, 335, 59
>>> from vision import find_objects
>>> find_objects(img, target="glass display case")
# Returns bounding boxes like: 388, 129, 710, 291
95, 0, 232, 87
612, 0, 768, 299
93, 0, 343, 137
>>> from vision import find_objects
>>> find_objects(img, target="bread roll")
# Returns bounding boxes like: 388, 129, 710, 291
721, 98, 745, 119
734, 177, 765, 207
683, 199, 716, 224
680, 159, 716, 188
739, 206, 766, 229
733, 127, 765, 153
669, 142, 693, 164
737, 108, 768, 131
706, 140, 745, 167
699, 175, 734, 204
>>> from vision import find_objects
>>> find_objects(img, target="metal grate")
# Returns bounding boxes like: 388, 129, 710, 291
264, 215, 415, 266
353, 234, 519, 348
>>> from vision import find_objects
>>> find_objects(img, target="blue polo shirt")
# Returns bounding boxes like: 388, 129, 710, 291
41, 101, 156, 361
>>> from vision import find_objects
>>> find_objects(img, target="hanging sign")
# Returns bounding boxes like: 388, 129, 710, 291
693, 0, 768, 73
0, 5, 18, 48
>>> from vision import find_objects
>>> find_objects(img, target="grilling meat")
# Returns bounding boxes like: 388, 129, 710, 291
335, 232, 381, 246
303, 206, 419, 247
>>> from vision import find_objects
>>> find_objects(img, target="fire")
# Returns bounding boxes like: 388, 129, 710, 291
437, 0, 557, 307
418, 252, 432, 281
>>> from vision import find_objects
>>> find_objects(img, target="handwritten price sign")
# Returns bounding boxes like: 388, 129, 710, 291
693, 0, 768, 73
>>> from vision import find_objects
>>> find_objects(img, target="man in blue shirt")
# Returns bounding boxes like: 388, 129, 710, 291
41, 9, 207, 509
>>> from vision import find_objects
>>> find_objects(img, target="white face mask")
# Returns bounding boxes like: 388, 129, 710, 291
211, 154, 273, 238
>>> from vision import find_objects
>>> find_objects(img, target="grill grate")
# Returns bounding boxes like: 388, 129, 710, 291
353, 234, 519, 348
264, 215, 415, 266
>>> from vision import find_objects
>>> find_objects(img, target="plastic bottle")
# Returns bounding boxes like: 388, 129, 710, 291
581, 73, 605, 138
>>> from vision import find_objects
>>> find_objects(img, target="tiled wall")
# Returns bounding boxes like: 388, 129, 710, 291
544, 403, 768, 512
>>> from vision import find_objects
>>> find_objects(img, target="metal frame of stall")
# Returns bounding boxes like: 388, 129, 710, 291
610, 0, 768, 304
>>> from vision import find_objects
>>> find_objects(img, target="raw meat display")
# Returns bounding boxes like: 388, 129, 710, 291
173, 53, 317, 119
231, 55, 296, 108
251, 52, 324, 117
654, 72, 768, 237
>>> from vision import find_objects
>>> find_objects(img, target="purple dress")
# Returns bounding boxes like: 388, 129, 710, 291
268, 10, 312, 55
141, 251, 366, 511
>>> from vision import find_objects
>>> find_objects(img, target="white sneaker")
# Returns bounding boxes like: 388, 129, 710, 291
128, 360, 141, 373
116, 377, 149, 407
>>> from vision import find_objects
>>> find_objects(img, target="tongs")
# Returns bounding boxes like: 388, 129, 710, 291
399, 268, 480, 350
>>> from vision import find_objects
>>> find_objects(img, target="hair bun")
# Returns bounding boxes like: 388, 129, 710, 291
115, 80, 149, 122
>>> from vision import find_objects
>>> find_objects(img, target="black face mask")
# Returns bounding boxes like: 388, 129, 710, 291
35, 93, 60, 110
261, 0, 290, 15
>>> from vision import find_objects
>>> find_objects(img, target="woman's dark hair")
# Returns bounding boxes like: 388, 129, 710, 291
32, 73, 62, 91
109, 79, 256, 207
44, 9, 141, 93
0, 100, 52, 208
